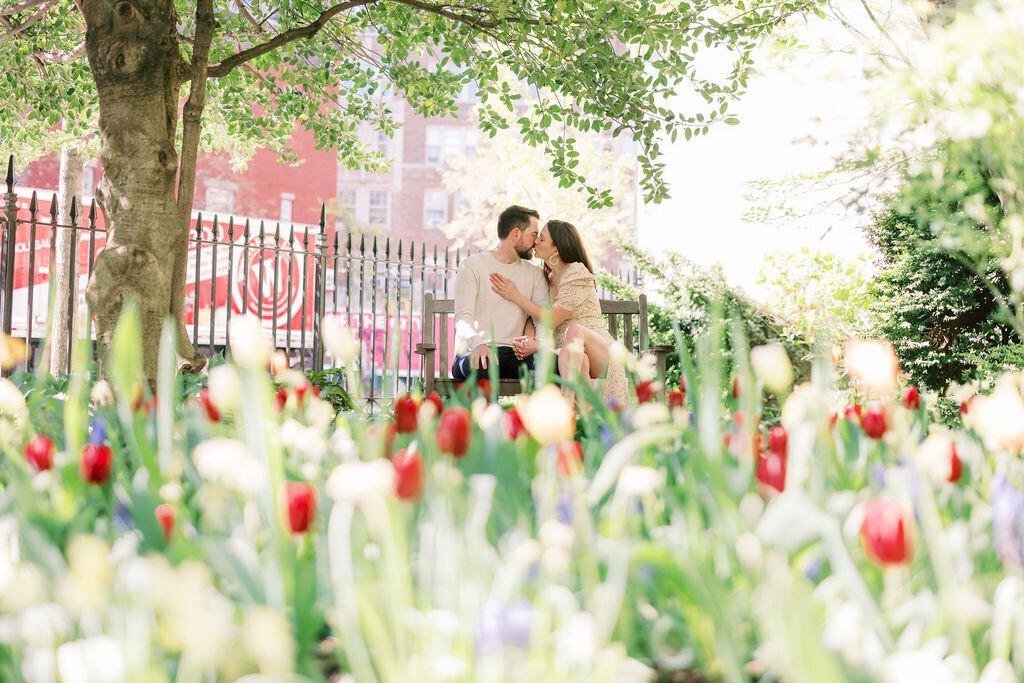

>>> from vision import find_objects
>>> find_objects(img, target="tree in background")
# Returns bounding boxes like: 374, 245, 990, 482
2, 0, 819, 380
439, 109, 635, 264
758, 247, 876, 348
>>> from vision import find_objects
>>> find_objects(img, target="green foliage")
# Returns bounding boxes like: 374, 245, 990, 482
866, 206, 1016, 393
599, 243, 809, 390
2, 0, 822, 204
759, 247, 876, 347
304, 367, 354, 413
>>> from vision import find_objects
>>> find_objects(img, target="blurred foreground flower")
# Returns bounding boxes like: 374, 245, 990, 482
0, 332, 26, 370
326, 459, 395, 506
23, 434, 54, 471
518, 386, 574, 445
192, 439, 265, 496
844, 340, 900, 397
967, 383, 1024, 452
281, 481, 317, 534
0, 378, 27, 422
917, 434, 962, 484
392, 446, 424, 500
860, 499, 913, 566
991, 476, 1024, 568
155, 504, 175, 543
437, 407, 472, 457
750, 342, 793, 394
80, 443, 112, 485
323, 316, 359, 364
229, 316, 270, 368
393, 393, 419, 433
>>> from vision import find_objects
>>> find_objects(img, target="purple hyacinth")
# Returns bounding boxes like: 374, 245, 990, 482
88, 417, 108, 445
599, 424, 613, 449
556, 485, 574, 525
500, 597, 532, 648
991, 475, 1024, 568
474, 597, 505, 655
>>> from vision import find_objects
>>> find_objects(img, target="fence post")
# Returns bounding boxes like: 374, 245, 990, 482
3, 156, 18, 336
312, 204, 327, 372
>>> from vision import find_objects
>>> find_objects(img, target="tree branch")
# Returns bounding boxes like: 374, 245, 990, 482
0, 0, 56, 42
204, 0, 377, 80
0, 0, 50, 17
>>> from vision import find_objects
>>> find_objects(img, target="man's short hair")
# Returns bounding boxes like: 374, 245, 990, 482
497, 205, 540, 240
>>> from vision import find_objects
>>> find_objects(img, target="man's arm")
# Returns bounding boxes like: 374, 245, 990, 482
453, 260, 489, 356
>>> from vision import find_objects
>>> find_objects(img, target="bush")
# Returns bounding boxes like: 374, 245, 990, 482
866, 207, 1016, 392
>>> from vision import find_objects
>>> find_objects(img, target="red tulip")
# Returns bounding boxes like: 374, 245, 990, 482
902, 385, 920, 411
477, 378, 492, 400
23, 434, 55, 471
294, 380, 312, 407
830, 411, 839, 427
503, 407, 527, 440
437, 407, 472, 458
732, 376, 741, 399
197, 388, 220, 422
556, 440, 585, 477
393, 447, 425, 500
635, 381, 655, 404
282, 481, 317, 534
394, 393, 419, 433
949, 444, 962, 483
861, 406, 887, 440
861, 499, 913, 565
733, 410, 745, 428
756, 449, 786, 494
678, 375, 687, 401
274, 387, 289, 413
960, 397, 973, 416
424, 390, 443, 416
767, 425, 787, 455
155, 504, 175, 543
844, 404, 863, 424
667, 390, 685, 409
80, 443, 113, 484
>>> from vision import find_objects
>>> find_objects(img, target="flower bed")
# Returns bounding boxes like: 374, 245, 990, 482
0, 312, 1021, 682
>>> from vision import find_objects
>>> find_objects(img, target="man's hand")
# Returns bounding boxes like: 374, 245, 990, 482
512, 336, 539, 361
470, 343, 492, 370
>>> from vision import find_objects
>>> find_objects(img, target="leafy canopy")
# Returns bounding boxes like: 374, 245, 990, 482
1, 0, 820, 204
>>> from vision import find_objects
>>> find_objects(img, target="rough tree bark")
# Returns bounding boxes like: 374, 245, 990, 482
49, 143, 82, 376
83, 0, 185, 381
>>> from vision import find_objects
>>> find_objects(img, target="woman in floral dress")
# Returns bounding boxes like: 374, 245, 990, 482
489, 219, 629, 408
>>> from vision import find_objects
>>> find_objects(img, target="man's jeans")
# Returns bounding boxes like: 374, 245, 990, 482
451, 346, 535, 382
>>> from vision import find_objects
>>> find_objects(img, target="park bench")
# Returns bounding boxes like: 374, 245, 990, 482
415, 292, 673, 398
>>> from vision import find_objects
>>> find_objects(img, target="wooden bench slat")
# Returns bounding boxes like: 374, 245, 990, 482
439, 312, 449, 379
623, 314, 633, 349
608, 312, 619, 340
599, 299, 640, 315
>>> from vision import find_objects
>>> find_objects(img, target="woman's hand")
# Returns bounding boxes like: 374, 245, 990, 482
512, 335, 539, 360
490, 273, 522, 303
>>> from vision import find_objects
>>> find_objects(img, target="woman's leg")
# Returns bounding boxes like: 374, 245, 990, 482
559, 324, 587, 404
567, 323, 612, 380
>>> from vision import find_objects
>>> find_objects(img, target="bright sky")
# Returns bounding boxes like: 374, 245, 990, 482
639, 21, 885, 299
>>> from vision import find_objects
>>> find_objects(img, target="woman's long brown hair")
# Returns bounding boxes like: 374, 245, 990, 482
543, 220, 594, 282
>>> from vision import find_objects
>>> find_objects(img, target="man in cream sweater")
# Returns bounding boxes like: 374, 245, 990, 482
451, 205, 550, 382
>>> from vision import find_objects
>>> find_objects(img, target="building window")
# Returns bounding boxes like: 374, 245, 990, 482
280, 193, 294, 223
205, 186, 235, 215
368, 190, 389, 226
374, 130, 390, 156
426, 127, 477, 164
335, 189, 357, 229
424, 190, 448, 230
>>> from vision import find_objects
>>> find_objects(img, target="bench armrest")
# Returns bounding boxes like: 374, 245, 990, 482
414, 343, 436, 355
652, 344, 675, 354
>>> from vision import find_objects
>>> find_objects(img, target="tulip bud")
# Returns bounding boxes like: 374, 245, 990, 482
424, 390, 443, 416
556, 441, 584, 477
393, 393, 419, 434
860, 499, 913, 565
519, 386, 575, 446
80, 443, 113, 484
208, 364, 239, 415
902, 385, 921, 411
678, 375, 687, 400
861, 406, 887, 439
437, 407, 472, 458
274, 387, 288, 413
282, 481, 317, 534
155, 504, 175, 543
756, 450, 786, 495
197, 388, 220, 422
323, 316, 359, 363
635, 381, 656, 404
732, 376, 741, 399
294, 380, 312, 408
392, 446, 425, 500
90, 380, 114, 407
667, 390, 685, 410
844, 404, 863, 425
23, 434, 55, 471
268, 350, 290, 377
502, 407, 527, 440
229, 315, 271, 368
767, 425, 787, 455
750, 342, 793, 394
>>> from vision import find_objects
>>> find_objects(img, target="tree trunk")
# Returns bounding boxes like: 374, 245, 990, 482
49, 144, 82, 376
83, 0, 183, 382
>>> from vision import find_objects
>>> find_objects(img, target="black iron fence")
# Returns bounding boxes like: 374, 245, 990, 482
1, 155, 637, 403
